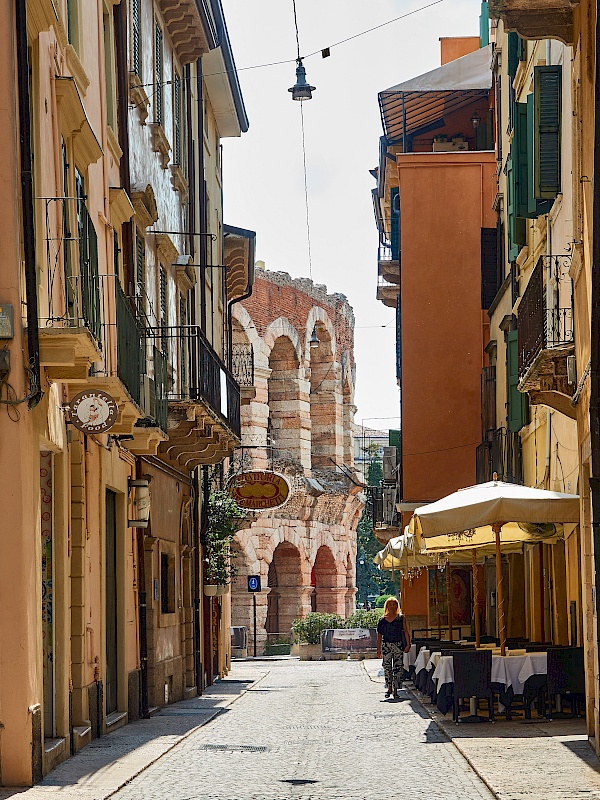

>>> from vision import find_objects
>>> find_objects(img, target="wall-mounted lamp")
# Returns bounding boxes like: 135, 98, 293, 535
309, 326, 320, 348
128, 477, 151, 528
470, 111, 481, 130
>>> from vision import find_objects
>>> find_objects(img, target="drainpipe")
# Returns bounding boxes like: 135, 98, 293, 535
15, 0, 42, 407
196, 60, 207, 334
589, 0, 600, 734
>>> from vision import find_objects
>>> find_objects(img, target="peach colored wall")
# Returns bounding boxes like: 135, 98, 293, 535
440, 37, 481, 65
401, 572, 428, 616
397, 152, 496, 503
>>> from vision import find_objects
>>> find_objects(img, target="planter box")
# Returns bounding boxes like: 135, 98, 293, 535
204, 584, 230, 597
298, 643, 323, 661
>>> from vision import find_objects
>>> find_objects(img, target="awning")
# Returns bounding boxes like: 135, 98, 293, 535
379, 45, 492, 145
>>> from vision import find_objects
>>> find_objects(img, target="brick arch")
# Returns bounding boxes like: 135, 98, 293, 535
232, 304, 270, 371
266, 541, 305, 636
308, 310, 343, 469
263, 317, 304, 368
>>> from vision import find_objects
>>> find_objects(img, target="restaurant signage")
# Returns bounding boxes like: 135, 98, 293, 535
229, 470, 290, 510
70, 390, 119, 434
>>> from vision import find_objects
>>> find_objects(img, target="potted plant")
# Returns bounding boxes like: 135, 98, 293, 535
203, 489, 244, 596
291, 612, 344, 660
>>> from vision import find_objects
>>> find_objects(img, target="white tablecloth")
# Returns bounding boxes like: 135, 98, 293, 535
431, 652, 548, 694
403, 643, 417, 670
414, 648, 430, 674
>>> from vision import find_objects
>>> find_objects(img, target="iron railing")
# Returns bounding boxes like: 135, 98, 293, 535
518, 255, 574, 380
231, 343, 254, 387
476, 427, 523, 484
115, 282, 143, 405
144, 325, 241, 437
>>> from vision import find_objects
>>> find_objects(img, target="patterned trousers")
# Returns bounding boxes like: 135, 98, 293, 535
382, 641, 404, 693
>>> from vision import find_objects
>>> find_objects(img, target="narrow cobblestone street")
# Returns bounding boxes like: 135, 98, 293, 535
4, 659, 600, 800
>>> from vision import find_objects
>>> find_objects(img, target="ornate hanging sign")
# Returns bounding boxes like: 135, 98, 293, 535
228, 470, 290, 510
69, 390, 119, 434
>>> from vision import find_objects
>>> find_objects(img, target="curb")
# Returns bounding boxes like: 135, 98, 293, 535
103, 669, 270, 799
359, 662, 500, 799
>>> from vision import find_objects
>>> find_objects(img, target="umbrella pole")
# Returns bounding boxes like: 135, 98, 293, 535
472, 548, 481, 648
434, 566, 442, 639
494, 523, 507, 655
446, 561, 453, 642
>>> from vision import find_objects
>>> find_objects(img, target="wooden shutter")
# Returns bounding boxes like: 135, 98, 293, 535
507, 32, 519, 78
514, 103, 529, 217
173, 73, 181, 165
481, 227, 498, 309
534, 65, 562, 200
155, 23, 163, 125
131, 0, 140, 77
527, 94, 553, 216
506, 330, 526, 432
479, 2, 489, 47
135, 233, 145, 293
506, 153, 526, 261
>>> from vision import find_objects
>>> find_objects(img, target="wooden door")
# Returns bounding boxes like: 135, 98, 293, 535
105, 490, 118, 714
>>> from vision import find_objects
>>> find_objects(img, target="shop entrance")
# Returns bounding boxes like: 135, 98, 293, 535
105, 490, 118, 714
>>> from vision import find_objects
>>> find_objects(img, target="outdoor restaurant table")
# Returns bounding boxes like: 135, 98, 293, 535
403, 643, 417, 672
430, 652, 548, 715
414, 648, 430, 692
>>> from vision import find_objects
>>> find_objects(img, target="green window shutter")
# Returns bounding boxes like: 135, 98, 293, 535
514, 103, 528, 217
507, 32, 519, 78
534, 65, 562, 200
506, 153, 526, 261
527, 93, 553, 217
389, 429, 401, 459
507, 330, 526, 432
479, 2, 489, 47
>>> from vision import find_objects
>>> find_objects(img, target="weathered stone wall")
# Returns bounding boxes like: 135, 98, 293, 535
231, 269, 363, 653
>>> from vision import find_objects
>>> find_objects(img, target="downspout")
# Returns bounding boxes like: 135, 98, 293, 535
590, 0, 600, 733
196, 60, 207, 334
16, 0, 42, 406
186, 63, 196, 324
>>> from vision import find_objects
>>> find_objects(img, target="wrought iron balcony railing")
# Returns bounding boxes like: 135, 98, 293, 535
231, 343, 254, 387
144, 325, 241, 437
518, 255, 573, 381
476, 427, 523, 485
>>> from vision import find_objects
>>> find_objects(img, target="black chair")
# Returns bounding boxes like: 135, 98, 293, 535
452, 650, 494, 723
545, 647, 585, 719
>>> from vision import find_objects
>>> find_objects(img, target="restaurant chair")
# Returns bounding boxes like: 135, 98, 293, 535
545, 647, 585, 719
452, 650, 494, 723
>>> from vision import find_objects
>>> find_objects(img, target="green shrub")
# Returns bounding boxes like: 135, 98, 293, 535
344, 608, 383, 630
375, 594, 396, 608
291, 612, 344, 644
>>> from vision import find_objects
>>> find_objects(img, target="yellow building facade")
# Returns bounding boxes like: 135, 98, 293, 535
0, 0, 251, 785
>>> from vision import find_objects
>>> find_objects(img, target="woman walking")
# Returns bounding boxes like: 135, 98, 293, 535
376, 597, 411, 699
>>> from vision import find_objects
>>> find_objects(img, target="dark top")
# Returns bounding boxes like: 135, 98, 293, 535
377, 615, 406, 646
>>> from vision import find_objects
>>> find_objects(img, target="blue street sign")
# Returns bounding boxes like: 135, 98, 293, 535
248, 575, 261, 592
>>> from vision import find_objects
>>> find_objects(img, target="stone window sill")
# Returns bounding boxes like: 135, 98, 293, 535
151, 123, 171, 169
129, 72, 149, 125
171, 163, 189, 203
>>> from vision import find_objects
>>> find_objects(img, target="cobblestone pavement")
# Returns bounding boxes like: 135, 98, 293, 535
363, 659, 600, 800
110, 660, 492, 800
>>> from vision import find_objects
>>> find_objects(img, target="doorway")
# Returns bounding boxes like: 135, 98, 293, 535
40, 451, 54, 737
105, 490, 118, 715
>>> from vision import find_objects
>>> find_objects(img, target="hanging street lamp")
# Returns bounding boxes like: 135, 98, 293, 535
289, 58, 316, 101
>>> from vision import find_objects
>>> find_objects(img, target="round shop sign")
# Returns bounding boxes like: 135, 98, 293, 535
70, 389, 119, 434
229, 470, 290, 510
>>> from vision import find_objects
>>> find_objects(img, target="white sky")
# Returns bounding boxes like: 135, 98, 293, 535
221, 0, 482, 431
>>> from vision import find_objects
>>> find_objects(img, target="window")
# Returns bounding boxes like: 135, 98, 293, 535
135, 232, 145, 294
173, 72, 182, 166
534, 65, 562, 200
160, 553, 175, 614
154, 23, 163, 126
506, 330, 528, 432
67, 0, 81, 54
103, 5, 117, 130
480, 227, 499, 310
160, 266, 167, 352
113, 230, 119, 276
179, 293, 188, 393
131, 0, 141, 78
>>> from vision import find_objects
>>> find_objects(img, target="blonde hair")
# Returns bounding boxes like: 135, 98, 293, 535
383, 597, 400, 618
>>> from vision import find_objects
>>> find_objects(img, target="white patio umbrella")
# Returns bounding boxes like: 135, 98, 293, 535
409, 477, 580, 654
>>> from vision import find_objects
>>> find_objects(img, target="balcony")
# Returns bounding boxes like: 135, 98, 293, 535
517, 255, 575, 418
488, 0, 580, 46
377, 243, 400, 285
476, 428, 523, 485
376, 273, 399, 308
231, 343, 255, 405
145, 326, 241, 469
368, 484, 401, 544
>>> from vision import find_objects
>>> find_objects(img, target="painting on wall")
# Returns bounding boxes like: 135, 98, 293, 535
428, 567, 472, 628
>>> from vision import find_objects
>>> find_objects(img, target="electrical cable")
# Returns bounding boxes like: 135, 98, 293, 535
130, 0, 449, 88
299, 101, 313, 279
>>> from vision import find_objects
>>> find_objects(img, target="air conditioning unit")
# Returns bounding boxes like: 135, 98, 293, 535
140, 374, 156, 420
382, 446, 398, 482
383, 486, 396, 525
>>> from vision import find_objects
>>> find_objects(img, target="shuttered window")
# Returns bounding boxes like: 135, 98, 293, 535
155, 23, 163, 126
534, 65, 562, 200
506, 153, 526, 261
132, 0, 141, 77
506, 330, 527, 432
514, 102, 529, 218
173, 73, 181, 166
479, 2, 489, 47
160, 266, 167, 352
507, 32, 519, 78
527, 94, 553, 216
481, 227, 499, 309
135, 233, 145, 294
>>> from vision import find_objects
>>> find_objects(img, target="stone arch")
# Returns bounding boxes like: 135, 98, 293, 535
267, 335, 310, 468
312, 544, 345, 616
341, 354, 356, 467
308, 313, 343, 469
304, 307, 337, 366
266, 541, 304, 636
232, 304, 269, 371
264, 317, 304, 369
